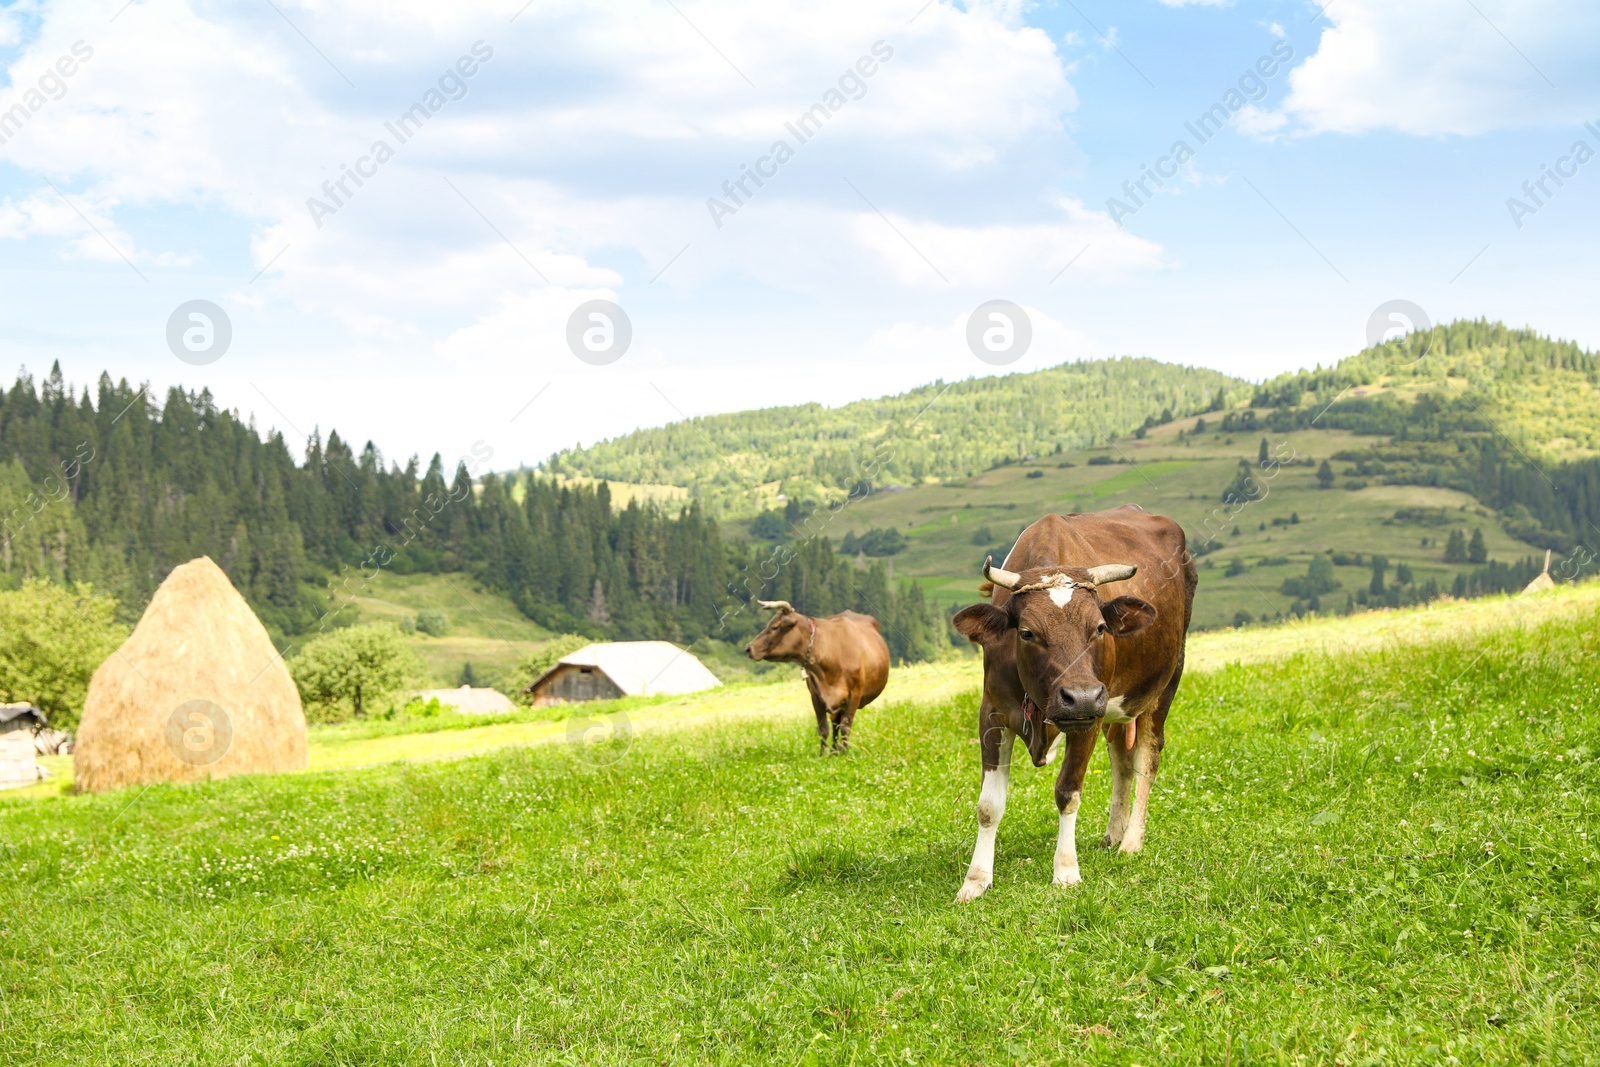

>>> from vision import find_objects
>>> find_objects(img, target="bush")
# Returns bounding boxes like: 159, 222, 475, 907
399, 615, 417, 634
749, 509, 787, 541
0, 581, 127, 731
1281, 554, 1340, 599
291, 623, 425, 723
415, 609, 449, 636
839, 527, 906, 557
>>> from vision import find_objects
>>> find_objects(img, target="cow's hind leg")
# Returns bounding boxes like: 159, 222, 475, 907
1120, 660, 1181, 854
955, 715, 1013, 903
1101, 722, 1135, 849
1053, 728, 1098, 886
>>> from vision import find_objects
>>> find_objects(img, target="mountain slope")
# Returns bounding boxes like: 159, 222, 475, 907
549, 357, 1251, 515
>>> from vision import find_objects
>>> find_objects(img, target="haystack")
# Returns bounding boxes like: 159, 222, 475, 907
1521, 550, 1556, 595
74, 556, 307, 793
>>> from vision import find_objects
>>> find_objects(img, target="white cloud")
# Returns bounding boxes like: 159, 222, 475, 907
851, 197, 1170, 287
1274, 0, 1600, 136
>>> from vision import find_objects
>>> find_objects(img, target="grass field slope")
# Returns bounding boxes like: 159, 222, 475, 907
3, 585, 1597, 1064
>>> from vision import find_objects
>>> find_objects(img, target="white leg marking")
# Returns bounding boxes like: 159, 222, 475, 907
1120, 719, 1160, 854
1053, 790, 1082, 886
956, 731, 1013, 903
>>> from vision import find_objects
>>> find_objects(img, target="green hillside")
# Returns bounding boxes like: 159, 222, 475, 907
806, 415, 1549, 630
702, 323, 1600, 632
333, 571, 553, 689
549, 357, 1251, 514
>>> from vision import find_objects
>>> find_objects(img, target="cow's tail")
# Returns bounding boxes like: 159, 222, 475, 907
977, 581, 995, 600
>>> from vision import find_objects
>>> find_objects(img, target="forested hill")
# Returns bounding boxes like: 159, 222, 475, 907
0, 367, 942, 659
548, 357, 1252, 514
1238, 320, 1600, 551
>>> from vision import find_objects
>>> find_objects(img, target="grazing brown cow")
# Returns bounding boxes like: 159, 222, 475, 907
746, 602, 890, 755
949, 505, 1195, 901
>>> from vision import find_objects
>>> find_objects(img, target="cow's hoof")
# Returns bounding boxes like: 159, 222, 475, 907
954, 873, 991, 903
1098, 833, 1122, 850
1052, 869, 1082, 887
1118, 839, 1145, 856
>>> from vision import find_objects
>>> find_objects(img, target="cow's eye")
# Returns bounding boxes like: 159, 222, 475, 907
1095, 622, 1107, 637
1018, 628, 1035, 643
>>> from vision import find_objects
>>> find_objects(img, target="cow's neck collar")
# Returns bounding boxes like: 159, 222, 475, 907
794, 614, 817, 673
1020, 691, 1041, 742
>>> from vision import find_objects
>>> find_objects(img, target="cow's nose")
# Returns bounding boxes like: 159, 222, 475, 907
1058, 685, 1107, 717
744, 644, 756, 660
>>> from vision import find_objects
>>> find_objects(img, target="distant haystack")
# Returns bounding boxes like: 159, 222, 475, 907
416, 685, 518, 715
524, 641, 721, 705
74, 557, 307, 793
1522, 550, 1556, 595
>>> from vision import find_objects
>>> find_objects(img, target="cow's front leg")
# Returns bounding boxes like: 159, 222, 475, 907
1053, 728, 1098, 886
955, 720, 1013, 903
833, 694, 861, 754
808, 689, 830, 757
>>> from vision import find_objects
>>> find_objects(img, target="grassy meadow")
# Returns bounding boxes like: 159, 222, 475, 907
3, 586, 1599, 1064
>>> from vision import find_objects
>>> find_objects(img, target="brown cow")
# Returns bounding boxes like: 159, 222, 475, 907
948, 505, 1195, 901
746, 602, 890, 755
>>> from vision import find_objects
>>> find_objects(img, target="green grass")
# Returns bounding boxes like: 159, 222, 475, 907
3, 598, 1598, 1064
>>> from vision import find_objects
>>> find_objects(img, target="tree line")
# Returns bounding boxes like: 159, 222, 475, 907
0, 364, 943, 661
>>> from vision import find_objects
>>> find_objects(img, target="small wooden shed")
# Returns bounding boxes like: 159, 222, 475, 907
524, 641, 722, 706
0, 703, 46, 790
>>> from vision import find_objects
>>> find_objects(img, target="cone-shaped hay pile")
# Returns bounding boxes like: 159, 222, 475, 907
75, 556, 307, 793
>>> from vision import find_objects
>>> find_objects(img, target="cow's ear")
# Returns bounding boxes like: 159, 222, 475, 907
1101, 596, 1157, 637
951, 603, 1011, 646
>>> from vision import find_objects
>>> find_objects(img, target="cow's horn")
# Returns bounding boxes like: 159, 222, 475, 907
756, 599, 793, 613
1084, 564, 1138, 587
983, 556, 1022, 590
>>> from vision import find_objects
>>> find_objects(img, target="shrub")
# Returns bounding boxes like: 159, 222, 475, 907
291, 623, 425, 723
415, 609, 449, 636
0, 581, 127, 731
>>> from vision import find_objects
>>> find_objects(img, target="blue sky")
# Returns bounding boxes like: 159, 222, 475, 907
0, 0, 1596, 472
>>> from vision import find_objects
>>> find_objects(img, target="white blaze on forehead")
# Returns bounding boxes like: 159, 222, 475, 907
1047, 585, 1074, 608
